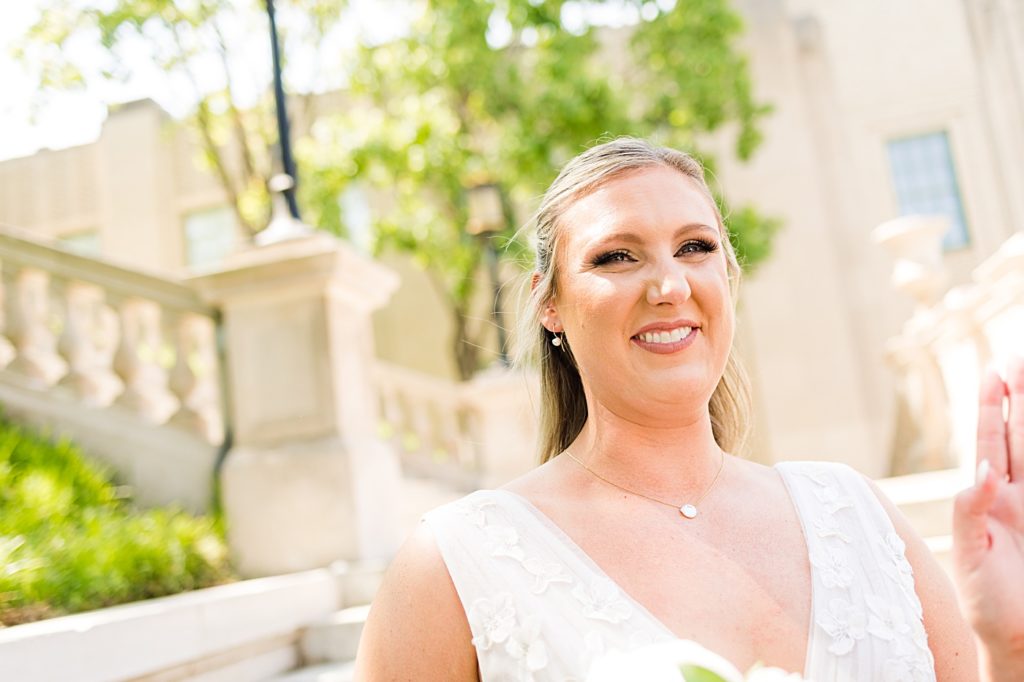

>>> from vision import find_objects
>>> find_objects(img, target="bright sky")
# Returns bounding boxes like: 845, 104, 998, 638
0, 0, 406, 162
0, 0, 656, 162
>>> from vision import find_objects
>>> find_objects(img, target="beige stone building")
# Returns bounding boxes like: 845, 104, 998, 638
0, 0, 1020, 479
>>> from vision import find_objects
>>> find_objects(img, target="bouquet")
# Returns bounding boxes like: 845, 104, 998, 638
586, 640, 808, 682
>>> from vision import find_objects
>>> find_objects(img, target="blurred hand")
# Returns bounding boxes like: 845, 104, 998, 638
953, 358, 1024, 681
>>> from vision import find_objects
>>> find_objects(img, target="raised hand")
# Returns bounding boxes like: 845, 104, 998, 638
952, 358, 1024, 681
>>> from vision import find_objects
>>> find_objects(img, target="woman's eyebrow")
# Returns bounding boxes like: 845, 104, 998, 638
588, 223, 718, 247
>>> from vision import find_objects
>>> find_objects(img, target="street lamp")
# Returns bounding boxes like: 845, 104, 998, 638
265, 0, 300, 220
466, 183, 509, 367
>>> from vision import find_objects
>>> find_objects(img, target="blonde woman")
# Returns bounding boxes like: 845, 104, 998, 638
356, 138, 978, 681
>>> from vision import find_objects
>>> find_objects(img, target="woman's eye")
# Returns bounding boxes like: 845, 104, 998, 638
677, 239, 719, 256
591, 250, 635, 266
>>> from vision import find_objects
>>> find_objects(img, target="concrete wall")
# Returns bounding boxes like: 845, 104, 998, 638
712, 0, 1024, 476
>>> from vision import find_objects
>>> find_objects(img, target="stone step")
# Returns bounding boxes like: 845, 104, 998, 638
876, 467, 968, 540
299, 604, 371, 666
269, 660, 356, 682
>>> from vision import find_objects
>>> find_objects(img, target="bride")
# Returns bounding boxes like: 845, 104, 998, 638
354, 138, 978, 680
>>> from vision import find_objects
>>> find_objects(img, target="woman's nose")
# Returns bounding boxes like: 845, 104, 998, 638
645, 266, 692, 305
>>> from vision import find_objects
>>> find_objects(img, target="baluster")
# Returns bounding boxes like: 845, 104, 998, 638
167, 312, 223, 443
436, 397, 463, 464
113, 297, 177, 422
56, 279, 121, 405
376, 378, 404, 446
408, 393, 433, 456
3, 265, 66, 386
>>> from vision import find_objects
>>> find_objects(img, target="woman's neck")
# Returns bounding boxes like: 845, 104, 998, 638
568, 399, 724, 500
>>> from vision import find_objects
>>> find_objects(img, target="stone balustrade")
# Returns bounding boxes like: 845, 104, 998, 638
374, 361, 540, 490
0, 223, 225, 511
878, 219, 1024, 474
0, 223, 224, 437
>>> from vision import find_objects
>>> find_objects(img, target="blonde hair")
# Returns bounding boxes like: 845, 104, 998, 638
516, 137, 752, 463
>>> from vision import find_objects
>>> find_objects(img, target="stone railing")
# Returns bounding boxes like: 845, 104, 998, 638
877, 218, 1024, 475
0, 223, 224, 512
374, 362, 540, 490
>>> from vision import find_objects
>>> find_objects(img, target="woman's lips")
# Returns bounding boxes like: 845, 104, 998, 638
631, 326, 699, 354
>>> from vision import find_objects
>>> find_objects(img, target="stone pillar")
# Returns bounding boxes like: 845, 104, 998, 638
191, 233, 404, 577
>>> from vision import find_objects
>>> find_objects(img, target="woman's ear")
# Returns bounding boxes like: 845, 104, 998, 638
532, 272, 562, 333
540, 302, 562, 334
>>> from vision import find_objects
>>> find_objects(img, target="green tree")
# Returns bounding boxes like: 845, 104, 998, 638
13, 0, 346, 235
301, 0, 778, 378
15, 0, 779, 380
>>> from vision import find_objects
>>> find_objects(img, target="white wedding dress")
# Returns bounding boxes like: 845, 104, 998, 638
422, 461, 936, 682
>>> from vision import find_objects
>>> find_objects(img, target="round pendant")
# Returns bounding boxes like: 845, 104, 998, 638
679, 504, 698, 519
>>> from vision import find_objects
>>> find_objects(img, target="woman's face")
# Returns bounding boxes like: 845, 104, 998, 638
544, 165, 734, 421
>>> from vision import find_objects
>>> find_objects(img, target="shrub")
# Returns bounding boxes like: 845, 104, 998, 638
0, 419, 233, 626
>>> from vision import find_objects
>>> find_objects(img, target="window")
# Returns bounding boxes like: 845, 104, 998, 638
886, 131, 970, 250
184, 206, 236, 267
58, 230, 101, 257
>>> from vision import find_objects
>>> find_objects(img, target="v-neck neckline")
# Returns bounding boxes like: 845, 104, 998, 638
487, 462, 815, 678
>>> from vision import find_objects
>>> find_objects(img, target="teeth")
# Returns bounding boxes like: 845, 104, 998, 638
639, 327, 692, 344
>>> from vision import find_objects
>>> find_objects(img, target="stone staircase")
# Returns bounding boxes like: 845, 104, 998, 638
270, 606, 367, 681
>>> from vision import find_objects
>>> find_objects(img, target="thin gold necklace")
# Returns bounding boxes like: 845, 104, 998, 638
564, 449, 725, 519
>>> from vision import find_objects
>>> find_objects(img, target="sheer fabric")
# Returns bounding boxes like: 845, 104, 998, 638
422, 461, 935, 681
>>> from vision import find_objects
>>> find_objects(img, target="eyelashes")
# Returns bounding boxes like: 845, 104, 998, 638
589, 238, 720, 267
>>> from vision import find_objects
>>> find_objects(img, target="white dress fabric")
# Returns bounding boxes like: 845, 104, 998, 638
422, 461, 936, 682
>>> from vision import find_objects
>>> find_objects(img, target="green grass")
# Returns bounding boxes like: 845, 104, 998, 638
0, 418, 233, 626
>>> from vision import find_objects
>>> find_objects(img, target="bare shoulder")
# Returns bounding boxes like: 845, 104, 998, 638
354, 522, 477, 682
860, 472, 979, 682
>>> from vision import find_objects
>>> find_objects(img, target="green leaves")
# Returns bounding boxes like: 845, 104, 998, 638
0, 418, 231, 626
303, 0, 778, 377
680, 665, 733, 682
16, 0, 781, 378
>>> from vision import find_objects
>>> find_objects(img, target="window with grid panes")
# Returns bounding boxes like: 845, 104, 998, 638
886, 131, 970, 250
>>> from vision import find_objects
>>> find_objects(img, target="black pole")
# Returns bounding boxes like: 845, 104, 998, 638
265, 0, 300, 219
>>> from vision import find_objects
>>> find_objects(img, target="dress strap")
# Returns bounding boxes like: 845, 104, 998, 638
423, 490, 671, 681
775, 461, 936, 681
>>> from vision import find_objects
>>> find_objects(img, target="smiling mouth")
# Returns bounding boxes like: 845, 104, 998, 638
633, 326, 695, 345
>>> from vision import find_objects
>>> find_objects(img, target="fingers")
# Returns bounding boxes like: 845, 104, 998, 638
1007, 356, 1024, 482
977, 368, 1009, 479
952, 460, 999, 567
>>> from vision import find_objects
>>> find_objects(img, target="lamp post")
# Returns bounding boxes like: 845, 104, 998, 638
265, 0, 300, 220
466, 183, 509, 367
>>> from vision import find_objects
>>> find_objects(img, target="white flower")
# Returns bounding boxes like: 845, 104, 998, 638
882, 650, 934, 682
746, 666, 807, 682
813, 485, 853, 514
878, 533, 914, 583
457, 498, 494, 527
812, 514, 851, 543
505, 615, 548, 680
586, 640, 744, 682
523, 556, 573, 594
810, 547, 854, 589
819, 597, 867, 655
573, 577, 633, 623
866, 594, 910, 641
468, 593, 516, 650
483, 524, 525, 561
